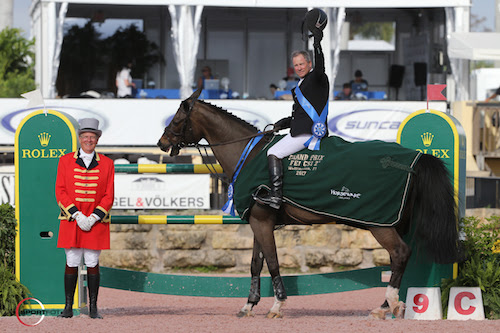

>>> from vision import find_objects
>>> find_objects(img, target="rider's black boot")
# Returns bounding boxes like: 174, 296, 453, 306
58, 267, 78, 318
254, 155, 283, 210
88, 266, 103, 319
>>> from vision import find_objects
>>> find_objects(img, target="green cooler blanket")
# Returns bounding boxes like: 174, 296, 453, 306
233, 135, 421, 227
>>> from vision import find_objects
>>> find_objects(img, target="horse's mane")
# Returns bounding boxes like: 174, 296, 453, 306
196, 100, 259, 132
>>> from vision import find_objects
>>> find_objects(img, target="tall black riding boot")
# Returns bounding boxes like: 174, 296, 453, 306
87, 266, 103, 319
58, 267, 78, 318
254, 155, 283, 209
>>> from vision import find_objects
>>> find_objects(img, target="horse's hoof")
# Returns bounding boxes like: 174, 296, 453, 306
266, 311, 283, 319
369, 307, 389, 320
237, 310, 255, 318
392, 301, 406, 318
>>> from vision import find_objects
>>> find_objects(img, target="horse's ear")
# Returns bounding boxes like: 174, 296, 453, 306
190, 87, 203, 100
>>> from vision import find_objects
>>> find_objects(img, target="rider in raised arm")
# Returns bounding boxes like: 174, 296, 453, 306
255, 8, 329, 210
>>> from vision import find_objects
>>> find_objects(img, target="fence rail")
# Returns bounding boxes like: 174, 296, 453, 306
110, 215, 245, 224
114, 163, 223, 174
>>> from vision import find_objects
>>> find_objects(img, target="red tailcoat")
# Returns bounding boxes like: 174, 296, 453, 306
56, 151, 114, 250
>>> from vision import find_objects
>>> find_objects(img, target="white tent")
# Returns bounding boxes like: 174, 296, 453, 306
30, 0, 471, 100
448, 32, 500, 61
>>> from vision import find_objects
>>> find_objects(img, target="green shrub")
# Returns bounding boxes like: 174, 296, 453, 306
0, 264, 30, 316
441, 215, 500, 319
0, 204, 31, 316
0, 203, 16, 269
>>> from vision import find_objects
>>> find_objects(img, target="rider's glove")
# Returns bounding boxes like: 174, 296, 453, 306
274, 117, 292, 131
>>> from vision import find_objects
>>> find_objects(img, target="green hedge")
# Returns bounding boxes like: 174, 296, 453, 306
0, 204, 30, 316
441, 216, 500, 319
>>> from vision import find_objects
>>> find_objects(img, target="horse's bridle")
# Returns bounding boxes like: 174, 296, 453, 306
164, 98, 197, 151
164, 98, 276, 183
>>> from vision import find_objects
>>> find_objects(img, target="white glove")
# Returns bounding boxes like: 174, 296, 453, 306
86, 214, 100, 230
73, 211, 91, 232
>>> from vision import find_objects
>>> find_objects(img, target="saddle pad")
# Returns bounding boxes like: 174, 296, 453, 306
233, 135, 421, 227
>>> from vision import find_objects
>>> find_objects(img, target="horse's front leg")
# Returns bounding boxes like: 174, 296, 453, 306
368, 227, 411, 319
249, 206, 287, 318
237, 237, 264, 317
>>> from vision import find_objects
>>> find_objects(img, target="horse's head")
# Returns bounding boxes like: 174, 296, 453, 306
157, 88, 203, 156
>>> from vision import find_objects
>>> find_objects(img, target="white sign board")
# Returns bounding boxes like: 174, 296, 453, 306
0, 173, 15, 206
0, 99, 446, 146
113, 174, 210, 209
2, 173, 211, 210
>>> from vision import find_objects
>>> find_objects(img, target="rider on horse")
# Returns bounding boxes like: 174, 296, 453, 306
255, 8, 330, 210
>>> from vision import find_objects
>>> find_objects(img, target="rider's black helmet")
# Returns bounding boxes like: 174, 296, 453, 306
302, 8, 328, 40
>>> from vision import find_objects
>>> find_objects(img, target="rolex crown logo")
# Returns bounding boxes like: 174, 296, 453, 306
421, 132, 434, 147
38, 132, 51, 147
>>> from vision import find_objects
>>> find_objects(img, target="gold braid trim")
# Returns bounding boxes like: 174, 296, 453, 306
58, 202, 75, 220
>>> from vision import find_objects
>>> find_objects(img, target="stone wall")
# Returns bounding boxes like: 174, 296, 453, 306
100, 221, 390, 273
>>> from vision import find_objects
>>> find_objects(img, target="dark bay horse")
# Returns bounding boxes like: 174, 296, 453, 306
157, 88, 460, 319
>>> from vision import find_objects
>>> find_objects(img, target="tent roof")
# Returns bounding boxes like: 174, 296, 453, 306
38, 0, 471, 8
448, 32, 500, 61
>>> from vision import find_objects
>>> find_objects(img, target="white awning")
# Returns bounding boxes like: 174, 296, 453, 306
36, 0, 470, 8
448, 32, 500, 61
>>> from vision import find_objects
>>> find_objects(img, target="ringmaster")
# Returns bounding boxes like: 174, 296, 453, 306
55, 118, 115, 319
255, 8, 329, 209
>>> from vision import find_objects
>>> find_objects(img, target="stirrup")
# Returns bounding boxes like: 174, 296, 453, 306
253, 191, 282, 210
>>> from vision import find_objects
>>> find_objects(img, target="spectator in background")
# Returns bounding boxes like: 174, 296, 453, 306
115, 61, 135, 98
283, 67, 300, 90
197, 66, 214, 89
485, 86, 500, 102
350, 69, 369, 94
269, 83, 278, 99
335, 83, 353, 100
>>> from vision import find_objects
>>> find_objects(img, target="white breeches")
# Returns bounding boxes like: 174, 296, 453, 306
267, 134, 310, 159
65, 248, 101, 268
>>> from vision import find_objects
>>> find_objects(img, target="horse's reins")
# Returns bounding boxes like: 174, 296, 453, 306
195, 129, 275, 184
197, 129, 276, 147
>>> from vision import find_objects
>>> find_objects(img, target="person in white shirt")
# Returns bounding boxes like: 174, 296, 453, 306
115, 61, 135, 98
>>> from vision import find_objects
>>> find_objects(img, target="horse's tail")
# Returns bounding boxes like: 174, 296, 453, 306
412, 153, 460, 264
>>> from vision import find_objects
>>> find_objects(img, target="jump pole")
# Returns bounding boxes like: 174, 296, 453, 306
114, 164, 222, 174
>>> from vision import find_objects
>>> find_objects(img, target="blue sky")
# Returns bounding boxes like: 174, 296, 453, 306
12, 0, 497, 36
471, 0, 496, 31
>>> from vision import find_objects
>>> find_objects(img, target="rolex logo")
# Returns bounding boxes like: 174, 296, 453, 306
38, 132, 51, 147
421, 132, 434, 147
